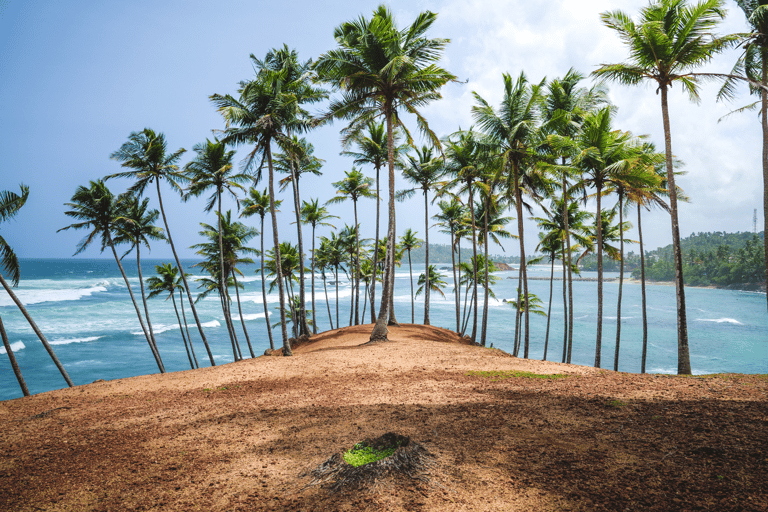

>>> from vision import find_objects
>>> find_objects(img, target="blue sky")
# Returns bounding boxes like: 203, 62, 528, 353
0, 0, 760, 262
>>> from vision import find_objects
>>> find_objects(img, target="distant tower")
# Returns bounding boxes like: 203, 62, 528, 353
754, 208, 758, 234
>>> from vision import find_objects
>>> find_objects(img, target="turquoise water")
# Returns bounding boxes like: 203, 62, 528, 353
1, 258, 766, 401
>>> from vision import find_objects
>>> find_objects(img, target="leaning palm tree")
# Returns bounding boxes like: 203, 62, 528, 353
399, 145, 445, 325
2, 184, 72, 394
184, 137, 248, 347
399, 229, 423, 323
146, 263, 199, 369
434, 198, 467, 332
106, 128, 216, 367
593, 0, 739, 374
327, 168, 376, 325
112, 194, 166, 368
300, 198, 338, 333
58, 180, 164, 372
314, 5, 456, 342
240, 188, 281, 350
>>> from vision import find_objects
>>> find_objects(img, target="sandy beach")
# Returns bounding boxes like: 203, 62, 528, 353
1, 324, 766, 511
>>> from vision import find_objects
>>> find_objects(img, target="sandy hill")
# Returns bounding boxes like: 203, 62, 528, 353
1, 324, 766, 511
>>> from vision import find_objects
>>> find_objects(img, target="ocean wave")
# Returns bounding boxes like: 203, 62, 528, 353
695, 318, 744, 325
231, 312, 270, 321
0, 284, 108, 307
133, 319, 221, 335
0, 341, 25, 354
49, 336, 103, 346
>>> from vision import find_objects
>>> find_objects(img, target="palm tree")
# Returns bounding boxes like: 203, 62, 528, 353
416, 265, 447, 301
113, 194, 166, 368
276, 136, 324, 336
106, 129, 216, 367
399, 145, 445, 325
314, 5, 456, 342
593, 0, 739, 374
1, 184, 72, 395
146, 263, 199, 369
342, 121, 407, 322
300, 198, 338, 333
59, 180, 164, 372
434, 198, 467, 332
317, 234, 345, 329
327, 168, 376, 325
264, 242, 302, 339
508, 290, 547, 356
184, 137, 248, 349
399, 229, 423, 323
472, 71, 545, 358
212, 47, 324, 356
240, 188, 281, 350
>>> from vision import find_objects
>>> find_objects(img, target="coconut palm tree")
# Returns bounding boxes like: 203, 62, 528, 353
1, 184, 73, 395
300, 198, 338, 333
472, 71, 545, 358
184, 137, 248, 347
399, 145, 445, 325
264, 242, 302, 339
59, 180, 164, 372
399, 229, 423, 323
327, 168, 376, 325
107, 129, 216, 367
507, 290, 547, 356
240, 188, 281, 350
112, 194, 166, 367
317, 234, 345, 329
416, 265, 447, 301
314, 5, 456, 342
593, 0, 739, 374
314, 238, 336, 330
146, 263, 199, 369
434, 198, 467, 332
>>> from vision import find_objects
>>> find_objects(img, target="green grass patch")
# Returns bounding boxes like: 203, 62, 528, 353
466, 370, 569, 381
343, 441, 400, 467
607, 399, 628, 408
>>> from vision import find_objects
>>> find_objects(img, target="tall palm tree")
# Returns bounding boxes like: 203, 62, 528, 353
416, 265, 447, 300
212, 47, 324, 356
314, 238, 336, 330
327, 168, 376, 325
593, 0, 739, 374
2, 184, 72, 394
106, 129, 216, 367
317, 234, 345, 329
276, 136, 324, 336
300, 198, 338, 333
59, 180, 164, 372
146, 263, 199, 369
399, 145, 445, 325
434, 198, 467, 332
240, 188, 281, 350
184, 137, 248, 348
113, 194, 166, 368
264, 241, 302, 339
314, 5, 456, 342
473, 72, 546, 357
399, 229, 423, 323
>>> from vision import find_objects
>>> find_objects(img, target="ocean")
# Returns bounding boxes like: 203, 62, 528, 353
1, 258, 766, 401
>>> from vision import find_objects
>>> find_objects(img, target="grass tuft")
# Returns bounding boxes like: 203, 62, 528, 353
343, 442, 399, 467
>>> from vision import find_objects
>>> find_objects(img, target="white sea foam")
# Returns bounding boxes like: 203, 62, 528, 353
49, 336, 103, 346
0, 284, 108, 307
0, 341, 25, 354
696, 318, 744, 325
231, 312, 270, 321
133, 319, 221, 335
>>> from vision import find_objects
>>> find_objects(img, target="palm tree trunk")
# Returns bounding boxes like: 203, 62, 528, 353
451, 229, 460, 333
322, 269, 333, 330
514, 266, 522, 356
561, 240, 568, 364
155, 180, 215, 366
289, 167, 310, 337
387, 226, 399, 326
0, 313, 29, 396
638, 204, 648, 374
408, 249, 415, 323
761, 53, 768, 315
217, 195, 236, 356
595, 182, 604, 369
135, 244, 163, 369
468, 181, 479, 342
354, 201, 361, 325
221, 287, 241, 361
171, 292, 195, 369
311, 225, 318, 334
259, 215, 275, 350
614, 192, 625, 372
335, 266, 340, 329
0, 274, 74, 387
514, 162, 530, 359
371, 101, 396, 341
659, 85, 691, 375
481, 204, 490, 346
370, 164, 381, 323
544, 256, 555, 361
179, 288, 198, 368
232, 271, 255, 358
563, 168, 574, 364
266, 143, 291, 356
348, 265, 354, 327
424, 190, 431, 325
107, 238, 163, 372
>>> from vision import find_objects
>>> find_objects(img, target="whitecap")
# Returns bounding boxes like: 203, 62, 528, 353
696, 318, 744, 325
49, 336, 103, 346
0, 341, 25, 355
231, 312, 270, 321
0, 284, 108, 307
133, 319, 220, 335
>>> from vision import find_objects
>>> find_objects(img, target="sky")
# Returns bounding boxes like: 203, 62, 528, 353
0, 0, 762, 262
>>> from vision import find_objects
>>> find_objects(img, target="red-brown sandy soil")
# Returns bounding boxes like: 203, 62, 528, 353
1, 324, 766, 511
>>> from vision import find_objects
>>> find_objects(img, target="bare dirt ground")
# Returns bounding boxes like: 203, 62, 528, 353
1, 324, 766, 511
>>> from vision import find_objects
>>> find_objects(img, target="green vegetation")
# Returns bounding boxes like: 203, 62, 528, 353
607, 399, 628, 408
466, 370, 569, 380
343, 441, 399, 467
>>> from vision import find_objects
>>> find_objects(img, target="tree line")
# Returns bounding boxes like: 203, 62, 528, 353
3, 0, 768, 397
